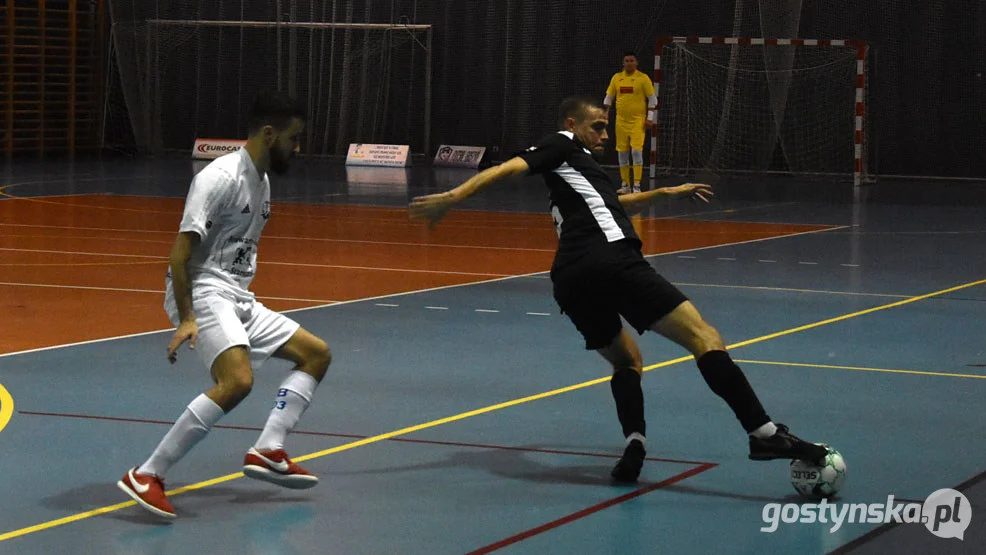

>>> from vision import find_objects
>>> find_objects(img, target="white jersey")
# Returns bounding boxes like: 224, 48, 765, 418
166, 148, 271, 304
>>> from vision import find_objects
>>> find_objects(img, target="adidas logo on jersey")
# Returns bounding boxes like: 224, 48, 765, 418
241, 205, 251, 214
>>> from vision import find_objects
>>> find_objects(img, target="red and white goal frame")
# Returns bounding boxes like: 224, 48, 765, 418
651, 36, 868, 186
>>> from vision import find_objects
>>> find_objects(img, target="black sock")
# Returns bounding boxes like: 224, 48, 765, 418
696, 350, 771, 433
610, 368, 646, 439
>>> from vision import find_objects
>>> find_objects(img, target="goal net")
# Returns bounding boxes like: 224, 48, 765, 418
103, 20, 432, 157
652, 37, 868, 185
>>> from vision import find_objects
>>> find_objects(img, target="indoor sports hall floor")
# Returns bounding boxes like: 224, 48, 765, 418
0, 157, 984, 554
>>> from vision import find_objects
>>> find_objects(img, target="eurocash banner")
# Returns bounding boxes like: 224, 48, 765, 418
433, 145, 486, 168
345, 143, 411, 167
192, 138, 247, 159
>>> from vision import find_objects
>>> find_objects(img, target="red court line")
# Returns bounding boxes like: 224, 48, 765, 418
466, 463, 719, 554
17, 410, 716, 467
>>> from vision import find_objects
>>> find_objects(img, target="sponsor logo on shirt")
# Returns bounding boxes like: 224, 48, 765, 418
225, 237, 258, 278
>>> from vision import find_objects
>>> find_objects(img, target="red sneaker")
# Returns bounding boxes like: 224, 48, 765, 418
116, 467, 176, 519
243, 448, 319, 489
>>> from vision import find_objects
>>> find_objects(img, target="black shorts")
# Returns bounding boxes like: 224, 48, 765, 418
551, 241, 688, 350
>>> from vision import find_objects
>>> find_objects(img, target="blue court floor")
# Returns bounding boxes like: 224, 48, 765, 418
0, 157, 984, 554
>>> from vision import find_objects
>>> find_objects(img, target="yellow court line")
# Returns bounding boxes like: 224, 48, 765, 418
724, 278, 986, 351
0, 384, 13, 433
735, 359, 986, 380
673, 281, 911, 299
1, 276, 984, 543
0, 377, 621, 543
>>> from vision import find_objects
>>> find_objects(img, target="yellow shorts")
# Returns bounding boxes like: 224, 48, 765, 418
615, 119, 646, 152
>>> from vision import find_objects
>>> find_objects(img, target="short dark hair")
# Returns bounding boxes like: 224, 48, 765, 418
247, 90, 305, 135
558, 96, 602, 129
624, 51, 638, 59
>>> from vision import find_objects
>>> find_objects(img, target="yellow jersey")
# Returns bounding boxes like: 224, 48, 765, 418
606, 70, 655, 121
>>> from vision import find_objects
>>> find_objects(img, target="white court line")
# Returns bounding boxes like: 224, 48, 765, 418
0, 225, 851, 359
0, 192, 120, 201
0, 183, 160, 201
657, 201, 804, 220
264, 260, 509, 277
0, 190, 553, 232
0, 223, 556, 253
527, 227, 850, 280
7, 215, 981, 237
646, 225, 850, 257
0, 270, 552, 359
0, 281, 339, 304
0, 247, 164, 259
0, 261, 164, 268
0, 247, 511, 277
0, 327, 178, 359
1, 232, 173, 246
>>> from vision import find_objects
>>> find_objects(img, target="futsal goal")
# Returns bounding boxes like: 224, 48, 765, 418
651, 36, 869, 185
103, 20, 432, 157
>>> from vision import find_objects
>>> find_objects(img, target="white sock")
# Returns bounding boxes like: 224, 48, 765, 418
626, 432, 646, 448
138, 394, 225, 477
749, 421, 778, 439
254, 371, 319, 452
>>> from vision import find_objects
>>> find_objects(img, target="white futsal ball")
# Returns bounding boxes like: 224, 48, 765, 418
790, 444, 847, 498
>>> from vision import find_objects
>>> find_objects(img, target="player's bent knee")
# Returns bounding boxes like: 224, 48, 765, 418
617, 359, 643, 376
693, 322, 725, 355
218, 370, 254, 401
610, 351, 642, 375
293, 336, 330, 381
210, 347, 253, 394
652, 305, 725, 357
308, 341, 331, 381
597, 330, 643, 375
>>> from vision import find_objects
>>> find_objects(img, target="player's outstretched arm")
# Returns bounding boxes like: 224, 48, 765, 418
619, 183, 714, 216
409, 157, 530, 228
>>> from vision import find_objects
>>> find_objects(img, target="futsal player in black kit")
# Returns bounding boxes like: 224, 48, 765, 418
410, 96, 827, 482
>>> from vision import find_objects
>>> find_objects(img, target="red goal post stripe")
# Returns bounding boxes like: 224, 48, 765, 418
650, 37, 867, 185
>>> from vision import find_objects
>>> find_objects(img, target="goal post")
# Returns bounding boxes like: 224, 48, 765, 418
651, 36, 868, 186
103, 20, 432, 157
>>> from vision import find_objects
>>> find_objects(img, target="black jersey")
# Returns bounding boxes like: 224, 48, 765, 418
518, 131, 641, 265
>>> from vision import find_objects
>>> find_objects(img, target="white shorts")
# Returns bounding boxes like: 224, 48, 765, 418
165, 290, 301, 372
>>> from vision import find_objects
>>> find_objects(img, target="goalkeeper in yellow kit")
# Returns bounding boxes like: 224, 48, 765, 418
604, 52, 657, 194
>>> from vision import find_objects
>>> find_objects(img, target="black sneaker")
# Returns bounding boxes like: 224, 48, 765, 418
611, 439, 646, 482
749, 424, 827, 464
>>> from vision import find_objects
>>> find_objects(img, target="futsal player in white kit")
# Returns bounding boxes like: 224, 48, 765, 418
117, 91, 332, 519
